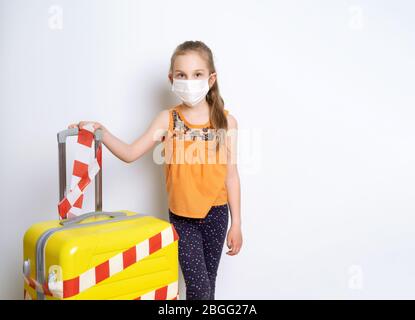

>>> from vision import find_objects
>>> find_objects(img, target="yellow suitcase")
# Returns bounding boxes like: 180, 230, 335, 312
22, 128, 179, 300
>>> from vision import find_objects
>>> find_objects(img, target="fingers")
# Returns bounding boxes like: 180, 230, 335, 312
67, 123, 78, 129
67, 121, 99, 130
67, 122, 83, 129
226, 239, 238, 256
226, 245, 240, 256
92, 122, 101, 130
79, 121, 88, 129
227, 246, 240, 256
226, 237, 242, 256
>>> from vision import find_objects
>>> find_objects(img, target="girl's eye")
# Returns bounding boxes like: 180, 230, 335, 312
196, 73, 202, 77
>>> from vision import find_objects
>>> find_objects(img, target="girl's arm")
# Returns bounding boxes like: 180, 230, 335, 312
225, 114, 242, 255
69, 110, 169, 163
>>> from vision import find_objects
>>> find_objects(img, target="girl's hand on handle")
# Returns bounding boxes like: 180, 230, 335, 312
67, 121, 107, 133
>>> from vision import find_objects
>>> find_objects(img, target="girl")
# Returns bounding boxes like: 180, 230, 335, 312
68, 40, 242, 300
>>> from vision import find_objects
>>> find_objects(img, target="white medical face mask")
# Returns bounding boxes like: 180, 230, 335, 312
171, 75, 212, 107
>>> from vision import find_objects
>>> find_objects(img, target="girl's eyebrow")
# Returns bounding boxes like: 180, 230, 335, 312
175, 69, 206, 73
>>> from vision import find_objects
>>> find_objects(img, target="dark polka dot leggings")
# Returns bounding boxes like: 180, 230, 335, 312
169, 203, 229, 300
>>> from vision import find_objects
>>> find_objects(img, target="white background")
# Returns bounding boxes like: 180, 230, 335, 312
0, 0, 414, 299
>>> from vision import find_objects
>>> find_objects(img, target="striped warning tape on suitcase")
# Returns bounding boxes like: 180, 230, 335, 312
134, 281, 179, 300
23, 223, 179, 300
24, 281, 180, 300
23, 275, 53, 297
58, 123, 102, 219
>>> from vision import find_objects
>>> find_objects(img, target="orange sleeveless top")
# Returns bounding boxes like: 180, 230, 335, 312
162, 104, 229, 218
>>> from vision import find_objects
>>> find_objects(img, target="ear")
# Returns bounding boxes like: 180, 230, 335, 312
168, 73, 173, 84
209, 72, 217, 88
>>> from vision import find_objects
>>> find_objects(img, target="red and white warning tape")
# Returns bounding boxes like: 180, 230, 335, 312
24, 223, 179, 300
58, 123, 102, 219
134, 281, 179, 300
24, 281, 179, 300
23, 274, 54, 297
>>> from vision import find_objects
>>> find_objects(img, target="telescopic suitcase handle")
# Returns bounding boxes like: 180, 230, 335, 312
59, 211, 127, 226
56, 128, 104, 212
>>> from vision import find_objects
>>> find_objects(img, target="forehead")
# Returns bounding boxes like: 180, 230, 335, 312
172, 51, 209, 72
